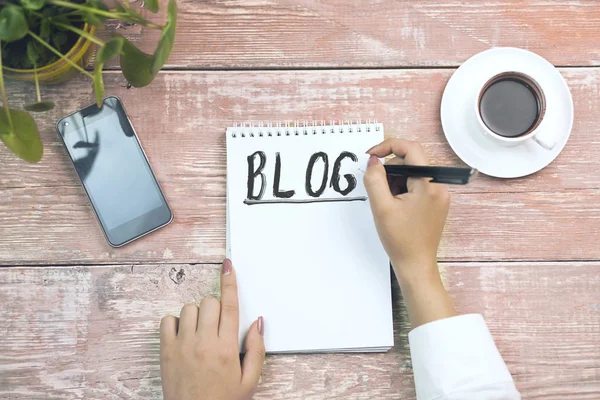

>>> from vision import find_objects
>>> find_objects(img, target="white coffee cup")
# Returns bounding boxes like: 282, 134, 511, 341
474, 71, 557, 150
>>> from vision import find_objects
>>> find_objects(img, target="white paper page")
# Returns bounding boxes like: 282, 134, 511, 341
227, 124, 393, 353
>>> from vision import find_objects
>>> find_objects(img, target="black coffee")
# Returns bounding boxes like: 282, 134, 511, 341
479, 78, 540, 138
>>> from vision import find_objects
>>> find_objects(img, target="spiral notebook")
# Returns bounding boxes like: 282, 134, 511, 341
226, 121, 393, 353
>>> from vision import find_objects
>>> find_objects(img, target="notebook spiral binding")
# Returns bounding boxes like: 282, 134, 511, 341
229, 119, 381, 138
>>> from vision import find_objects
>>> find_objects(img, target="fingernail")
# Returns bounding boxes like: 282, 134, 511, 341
365, 145, 376, 154
222, 258, 232, 275
367, 155, 380, 167
258, 316, 264, 336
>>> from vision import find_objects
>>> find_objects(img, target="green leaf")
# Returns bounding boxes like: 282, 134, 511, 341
75, 0, 109, 29
24, 101, 55, 112
21, 58, 34, 69
80, 1, 109, 29
119, 38, 155, 87
151, 0, 177, 75
0, 109, 43, 163
94, 37, 124, 106
144, 0, 159, 13
93, 71, 104, 108
26, 41, 39, 64
52, 31, 68, 49
20, 0, 47, 11
0, 5, 28, 42
119, 0, 177, 87
40, 17, 50, 41
90, 0, 110, 12
83, 11, 104, 29
99, 37, 125, 63
52, 14, 70, 25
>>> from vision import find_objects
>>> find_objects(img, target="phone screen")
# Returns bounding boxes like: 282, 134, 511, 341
57, 97, 172, 246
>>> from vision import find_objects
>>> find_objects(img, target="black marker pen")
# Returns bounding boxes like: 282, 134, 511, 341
383, 165, 476, 185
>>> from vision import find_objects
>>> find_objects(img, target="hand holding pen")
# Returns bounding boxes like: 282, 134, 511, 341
367, 138, 476, 185
363, 138, 458, 327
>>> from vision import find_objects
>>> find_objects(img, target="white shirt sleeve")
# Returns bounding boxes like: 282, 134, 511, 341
408, 314, 521, 400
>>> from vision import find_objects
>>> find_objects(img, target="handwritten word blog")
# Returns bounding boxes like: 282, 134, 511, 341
246, 151, 360, 202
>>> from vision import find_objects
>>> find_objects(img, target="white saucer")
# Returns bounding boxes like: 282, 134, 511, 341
441, 47, 573, 178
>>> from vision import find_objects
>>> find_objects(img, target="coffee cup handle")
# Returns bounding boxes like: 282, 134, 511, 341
532, 129, 557, 151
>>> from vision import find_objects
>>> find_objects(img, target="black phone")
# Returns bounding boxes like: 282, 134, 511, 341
56, 96, 173, 247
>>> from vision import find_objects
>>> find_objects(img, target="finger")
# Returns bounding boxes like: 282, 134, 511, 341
370, 139, 430, 192
241, 317, 266, 392
197, 296, 221, 336
364, 155, 394, 216
160, 315, 179, 343
367, 138, 429, 165
385, 156, 405, 166
426, 181, 451, 206
178, 304, 199, 338
219, 258, 240, 340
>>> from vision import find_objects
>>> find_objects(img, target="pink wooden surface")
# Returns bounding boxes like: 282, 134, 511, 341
1, 1, 600, 399
2, 71, 600, 265
104, 0, 600, 68
0, 263, 598, 399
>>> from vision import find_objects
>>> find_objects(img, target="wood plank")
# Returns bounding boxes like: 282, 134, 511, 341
100, 0, 600, 69
440, 262, 600, 399
2, 69, 599, 194
1, 70, 600, 265
0, 262, 598, 399
2, 184, 600, 265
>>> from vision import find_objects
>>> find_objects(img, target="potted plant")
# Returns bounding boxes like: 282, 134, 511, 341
0, 0, 177, 163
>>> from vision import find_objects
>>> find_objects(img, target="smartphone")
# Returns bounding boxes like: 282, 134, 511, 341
57, 96, 173, 247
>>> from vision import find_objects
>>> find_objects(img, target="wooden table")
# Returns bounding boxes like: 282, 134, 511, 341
1, 1, 599, 399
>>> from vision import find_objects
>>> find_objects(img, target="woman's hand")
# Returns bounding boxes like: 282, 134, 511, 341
160, 259, 265, 400
364, 139, 450, 277
364, 139, 456, 328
